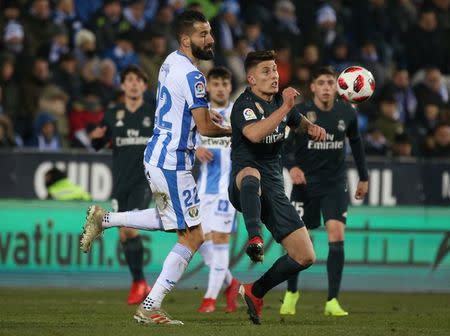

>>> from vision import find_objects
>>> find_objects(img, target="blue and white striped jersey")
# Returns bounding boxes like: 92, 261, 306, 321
144, 51, 209, 170
197, 102, 233, 195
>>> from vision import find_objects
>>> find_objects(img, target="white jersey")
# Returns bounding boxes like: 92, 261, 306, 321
198, 102, 233, 195
144, 51, 209, 170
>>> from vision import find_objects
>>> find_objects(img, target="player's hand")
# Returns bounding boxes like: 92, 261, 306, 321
355, 180, 369, 200
246, 236, 264, 263
282, 87, 300, 110
209, 110, 223, 125
89, 126, 106, 139
289, 166, 306, 185
307, 124, 326, 141
195, 146, 213, 163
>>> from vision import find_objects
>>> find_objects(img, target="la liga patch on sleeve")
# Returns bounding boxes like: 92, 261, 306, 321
194, 81, 206, 98
243, 108, 257, 121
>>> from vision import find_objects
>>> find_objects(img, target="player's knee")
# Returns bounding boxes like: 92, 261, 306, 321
236, 167, 260, 189
291, 249, 316, 266
240, 175, 261, 195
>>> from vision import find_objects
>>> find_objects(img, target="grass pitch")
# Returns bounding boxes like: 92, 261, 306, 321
1, 288, 449, 336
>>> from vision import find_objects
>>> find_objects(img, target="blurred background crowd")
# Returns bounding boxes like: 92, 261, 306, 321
0, 0, 449, 158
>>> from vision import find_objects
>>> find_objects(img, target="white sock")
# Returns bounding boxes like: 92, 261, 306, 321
102, 208, 163, 230
198, 240, 213, 267
204, 243, 230, 299
142, 243, 193, 310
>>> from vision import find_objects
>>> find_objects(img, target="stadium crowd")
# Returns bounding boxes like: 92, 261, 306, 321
0, 0, 449, 158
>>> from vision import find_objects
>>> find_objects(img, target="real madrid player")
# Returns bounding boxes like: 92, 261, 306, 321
89, 64, 155, 305
280, 66, 369, 317
196, 66, 239, 314
228, 50, 326, 324
80, 11, 231, 325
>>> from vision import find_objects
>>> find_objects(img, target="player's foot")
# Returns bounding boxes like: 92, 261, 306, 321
279, 290, 299, 315
324, 298, 348, 316
239, 283, 263, 325
246, 236, 264, 262
127, 280, 151, 305
134, 304, 184, 325
80, 205, 105, 253
197, 298, 216, 313
224, 278, 240, 313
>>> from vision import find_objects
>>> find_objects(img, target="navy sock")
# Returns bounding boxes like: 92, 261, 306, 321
122, 236, 145, 282
287, 272, 299, 292
327, 241, 344, 300
240, 175, 262, 239
252, 255, 311, 298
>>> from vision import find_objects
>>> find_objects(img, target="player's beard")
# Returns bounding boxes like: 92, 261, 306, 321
191, 41, 214, 60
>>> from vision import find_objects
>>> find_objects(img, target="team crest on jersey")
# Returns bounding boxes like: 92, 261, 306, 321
116, 110, 125, 127
255, 102, 265, 115
243, 108, 257, 121
194, 81, 206, 98
306, 111, 317, 123
338, 119, 346, 132
143, 116, 151, 127
188, 206, 199, 219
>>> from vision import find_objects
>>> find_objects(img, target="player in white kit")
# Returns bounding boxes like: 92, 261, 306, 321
195, 67, 240, 313
79, 11, 231, 325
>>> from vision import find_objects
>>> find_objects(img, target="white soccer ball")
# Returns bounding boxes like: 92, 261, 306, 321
337, 66, 375, 103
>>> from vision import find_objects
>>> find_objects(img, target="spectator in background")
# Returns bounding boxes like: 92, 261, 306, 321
124, 0, 148, 46
24, 0, 58, 56
1, 20, 30, 79
364, 126, 388, 156
274, 41, 292, 90
357, 40, 386, 88
103, 31, 139, 81
300, 43, 321, 72
0, 1, 22, 33
378, 67, 417, 125
423, 124, 450, 157
226, 37, 250, 89
45, 167, 91, 200
243, 18, 270, 52
290, 60, 312, 101
87, 0, 131, 51
148, 4, 177, 51
0, 114, 17, 148
69, 85, 104, 150
310, 3, 340, 55
327, 37, 353, 73
18, 57, 51, 140
91, 59, 118, 110
28, 111, 62, 151
374, 95, 404, 146
52, 52, 82, 107
38, 24, 70, 66
74, 29, 100, 82
138, 31, 168, 95
270, 0, 301, 55
210, 0, 243, 67
52, 0, 83, 48
404, 8, 448, 75
392, 132, 413, 157
429, 0, 450, 30
0, 54, 20, 119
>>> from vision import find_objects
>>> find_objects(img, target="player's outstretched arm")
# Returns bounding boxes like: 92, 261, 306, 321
242, 87, 298, 143
192, 107, 231, 137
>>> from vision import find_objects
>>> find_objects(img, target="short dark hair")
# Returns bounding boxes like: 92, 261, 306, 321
207, 66, 232, 81
120, 64, 148, 84
311, 66, 337, 81
244, 50, 276, 72
175, 10, 208, 42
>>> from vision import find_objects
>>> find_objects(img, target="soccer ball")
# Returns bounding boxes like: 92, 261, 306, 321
337, 66, 375, 103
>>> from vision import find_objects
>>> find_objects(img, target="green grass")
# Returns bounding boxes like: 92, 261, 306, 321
1, 288, 449, 336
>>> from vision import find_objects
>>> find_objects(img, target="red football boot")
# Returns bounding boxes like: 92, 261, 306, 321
239, 283, 263, 324
127, 279, 151, 305
224, 278, 240, 313
197, 298, 216, 313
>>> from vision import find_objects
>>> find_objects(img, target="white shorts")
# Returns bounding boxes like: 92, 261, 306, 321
144, 162, 201, 231
200, 193, 237, 234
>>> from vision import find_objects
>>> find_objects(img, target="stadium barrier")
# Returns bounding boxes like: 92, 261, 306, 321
0, 150, 450, 205
1, 200, 449, 292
